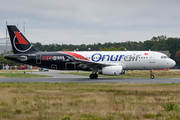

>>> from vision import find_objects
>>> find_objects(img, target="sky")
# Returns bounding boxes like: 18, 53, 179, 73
0, 0, 180, 45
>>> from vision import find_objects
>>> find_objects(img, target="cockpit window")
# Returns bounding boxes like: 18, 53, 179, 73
161, 56, 169, 59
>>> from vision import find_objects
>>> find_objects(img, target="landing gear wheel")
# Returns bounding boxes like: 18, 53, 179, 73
90, 74, 94, 79
150, 70, 154, 79
95, 74, 98, 78
90, 74, 98, 79
150, 75, 154, 79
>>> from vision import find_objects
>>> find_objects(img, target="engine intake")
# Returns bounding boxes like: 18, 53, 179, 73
99, 66, 123, 76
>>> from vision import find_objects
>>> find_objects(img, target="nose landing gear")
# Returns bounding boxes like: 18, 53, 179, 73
150, 70, 154, 79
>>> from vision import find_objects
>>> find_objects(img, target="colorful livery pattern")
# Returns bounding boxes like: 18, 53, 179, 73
4, 25, 176, 79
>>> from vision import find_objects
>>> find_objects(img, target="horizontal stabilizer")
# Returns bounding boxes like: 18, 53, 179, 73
4, 55, 27, 61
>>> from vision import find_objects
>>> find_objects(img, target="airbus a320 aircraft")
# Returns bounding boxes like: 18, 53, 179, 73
4, 25, 176, 79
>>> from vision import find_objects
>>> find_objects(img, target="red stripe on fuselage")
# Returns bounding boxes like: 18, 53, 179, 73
14, 31, 28, 44
60, 52, 89, 61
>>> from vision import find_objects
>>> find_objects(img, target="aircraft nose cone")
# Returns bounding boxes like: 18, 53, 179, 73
170, 59, 176, 67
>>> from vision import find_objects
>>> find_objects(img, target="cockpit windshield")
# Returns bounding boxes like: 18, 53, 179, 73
161, 56, 169, 59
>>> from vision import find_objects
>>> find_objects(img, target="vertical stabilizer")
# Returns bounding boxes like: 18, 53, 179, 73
7, 25, 38, 54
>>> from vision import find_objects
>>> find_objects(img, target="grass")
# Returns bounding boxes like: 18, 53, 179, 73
63, 70, 180, 78
0, 70, 51, 78
0, 82, 180, 119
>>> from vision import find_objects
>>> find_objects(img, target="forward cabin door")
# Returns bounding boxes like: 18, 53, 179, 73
149, 53, 155, 63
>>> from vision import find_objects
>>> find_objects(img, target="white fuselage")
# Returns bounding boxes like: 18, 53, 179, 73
72, 51, 175, 70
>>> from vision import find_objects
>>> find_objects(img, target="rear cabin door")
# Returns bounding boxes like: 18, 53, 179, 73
36, 54, 41, 64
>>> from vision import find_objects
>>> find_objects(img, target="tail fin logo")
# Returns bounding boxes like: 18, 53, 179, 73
13, 32, 32, 52
14, 32, 29, 44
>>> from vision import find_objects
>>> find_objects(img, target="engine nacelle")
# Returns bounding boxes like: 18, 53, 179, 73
100, 66, 123, 76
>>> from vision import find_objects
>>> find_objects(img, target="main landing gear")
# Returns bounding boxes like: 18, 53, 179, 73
150, 70, 154, 79
89, 68, 98, 79
90, 74, 98, 79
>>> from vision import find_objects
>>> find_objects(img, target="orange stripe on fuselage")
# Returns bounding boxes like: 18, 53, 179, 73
60, 52, 89, 61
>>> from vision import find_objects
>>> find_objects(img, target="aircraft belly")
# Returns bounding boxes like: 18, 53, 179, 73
123, 61, 142, 70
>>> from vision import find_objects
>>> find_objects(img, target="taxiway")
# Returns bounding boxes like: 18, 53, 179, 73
0, 70, 179, 83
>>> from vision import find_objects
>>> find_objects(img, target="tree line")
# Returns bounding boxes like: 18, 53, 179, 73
1, 35, 180, 66
32, 35, 180, 64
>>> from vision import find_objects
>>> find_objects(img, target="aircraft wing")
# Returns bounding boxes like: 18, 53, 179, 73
60, 51, 119, 69
71, 58, 111, 68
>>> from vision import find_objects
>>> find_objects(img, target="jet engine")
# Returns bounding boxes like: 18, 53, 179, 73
99, 66, 123, 76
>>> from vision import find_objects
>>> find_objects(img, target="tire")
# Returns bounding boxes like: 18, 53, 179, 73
150, 75, 154, 79
90, 74, 94, 79
89, 74, 98, 79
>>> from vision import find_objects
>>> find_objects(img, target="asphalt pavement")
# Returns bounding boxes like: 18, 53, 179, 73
0, 70, 179, 83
